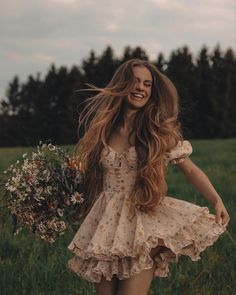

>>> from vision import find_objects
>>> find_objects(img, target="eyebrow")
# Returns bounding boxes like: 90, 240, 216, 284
134, 77, 153, 83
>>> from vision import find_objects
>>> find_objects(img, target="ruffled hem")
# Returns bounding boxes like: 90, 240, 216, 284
67, 207, 227, 283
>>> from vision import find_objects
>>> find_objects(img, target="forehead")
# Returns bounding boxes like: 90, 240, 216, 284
132, 66, 153, 81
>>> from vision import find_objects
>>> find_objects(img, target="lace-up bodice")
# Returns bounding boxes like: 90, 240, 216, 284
101, 145, 137, 193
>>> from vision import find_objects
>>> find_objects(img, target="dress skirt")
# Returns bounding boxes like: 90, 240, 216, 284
67, 141, 228, 283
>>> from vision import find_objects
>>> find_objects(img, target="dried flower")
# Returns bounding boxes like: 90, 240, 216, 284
0, 141, 85, 243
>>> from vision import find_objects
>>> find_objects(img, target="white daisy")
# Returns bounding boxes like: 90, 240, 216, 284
71, 192, 84, 204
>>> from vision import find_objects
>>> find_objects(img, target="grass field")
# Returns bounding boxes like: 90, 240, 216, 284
0, 139, 235, 295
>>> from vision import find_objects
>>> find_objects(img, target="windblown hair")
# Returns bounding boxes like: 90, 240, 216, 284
73, 59, 183, 219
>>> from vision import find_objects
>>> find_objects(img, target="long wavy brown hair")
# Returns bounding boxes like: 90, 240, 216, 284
73, 58, 183, 219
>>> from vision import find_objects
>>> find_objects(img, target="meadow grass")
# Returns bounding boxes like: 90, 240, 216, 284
0, 139, 235, 295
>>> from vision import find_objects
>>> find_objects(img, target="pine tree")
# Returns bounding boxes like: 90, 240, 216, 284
154, 53, 167, 73
193, 46, 212, 138
166, 46, 196, 138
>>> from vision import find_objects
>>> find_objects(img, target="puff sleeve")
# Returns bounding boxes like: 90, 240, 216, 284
164, 140, 193, 165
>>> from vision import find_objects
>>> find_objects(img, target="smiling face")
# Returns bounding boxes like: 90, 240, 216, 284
125, 65, 153, 110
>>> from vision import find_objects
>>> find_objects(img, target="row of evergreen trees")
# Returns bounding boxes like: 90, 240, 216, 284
0, 45, 235, 147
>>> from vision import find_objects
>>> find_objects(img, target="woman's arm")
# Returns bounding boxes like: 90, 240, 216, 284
175, 157, 230, 226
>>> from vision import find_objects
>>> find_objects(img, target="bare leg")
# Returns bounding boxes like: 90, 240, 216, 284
94, 275, 119, 295
116, 245, 162, 295
116, 265, 155, 295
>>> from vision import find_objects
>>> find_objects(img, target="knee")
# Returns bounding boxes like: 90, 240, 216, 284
116, 267, 155, 295
94, 276, 119, 295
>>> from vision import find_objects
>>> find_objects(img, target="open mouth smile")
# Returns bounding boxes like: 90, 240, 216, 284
131, 92, 145, 100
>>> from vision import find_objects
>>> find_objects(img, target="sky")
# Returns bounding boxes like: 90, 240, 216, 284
0, 0, 235, 99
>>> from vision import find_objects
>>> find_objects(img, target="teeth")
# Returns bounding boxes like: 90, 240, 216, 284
132, 93, 144, 99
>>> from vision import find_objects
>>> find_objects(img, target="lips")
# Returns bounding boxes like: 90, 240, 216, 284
131, 92, 145, 99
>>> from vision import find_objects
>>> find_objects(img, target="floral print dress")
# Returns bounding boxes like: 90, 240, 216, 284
67, 141, 227, 283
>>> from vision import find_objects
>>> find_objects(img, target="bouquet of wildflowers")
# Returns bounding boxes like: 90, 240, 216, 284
0, 141, 85, 243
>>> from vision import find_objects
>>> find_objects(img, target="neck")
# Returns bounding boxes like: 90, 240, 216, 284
119, 108, 138, 133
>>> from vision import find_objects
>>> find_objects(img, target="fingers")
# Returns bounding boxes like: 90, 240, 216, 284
222, 212, 230, 226
215, 210, 222, 224
216, 210, 230, 226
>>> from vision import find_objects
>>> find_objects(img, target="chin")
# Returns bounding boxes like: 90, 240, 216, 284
127, 102, 147, 110
126, 96, 148, 108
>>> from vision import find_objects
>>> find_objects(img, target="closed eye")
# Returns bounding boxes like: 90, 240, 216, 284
134, 77, 152, 87
144, 83, 152, 87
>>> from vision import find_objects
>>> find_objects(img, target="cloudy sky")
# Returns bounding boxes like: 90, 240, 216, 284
0, 0, 235, 99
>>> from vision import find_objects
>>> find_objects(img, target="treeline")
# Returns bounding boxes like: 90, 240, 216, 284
0, 45, 235, 147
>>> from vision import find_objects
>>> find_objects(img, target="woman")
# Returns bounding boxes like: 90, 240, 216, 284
67, 59, 230, 295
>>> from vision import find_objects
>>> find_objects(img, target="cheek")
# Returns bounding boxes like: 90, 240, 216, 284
147, 88, 152, 98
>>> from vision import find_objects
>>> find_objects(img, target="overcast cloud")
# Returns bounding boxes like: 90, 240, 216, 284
0, 0, 235, 98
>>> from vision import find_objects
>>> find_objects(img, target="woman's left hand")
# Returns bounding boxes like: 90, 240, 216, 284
214, 198, 230, 226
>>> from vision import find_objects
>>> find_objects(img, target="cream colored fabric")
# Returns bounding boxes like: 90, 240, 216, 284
67, 141, 227, 283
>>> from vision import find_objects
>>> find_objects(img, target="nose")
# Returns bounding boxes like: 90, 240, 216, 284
135, 81, 145, 92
